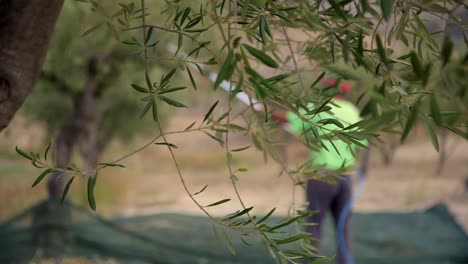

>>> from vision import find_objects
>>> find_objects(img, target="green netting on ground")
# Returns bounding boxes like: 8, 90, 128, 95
1, 199, 467, 264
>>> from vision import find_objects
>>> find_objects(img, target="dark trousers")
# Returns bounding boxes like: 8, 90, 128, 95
305, 176, 352, 264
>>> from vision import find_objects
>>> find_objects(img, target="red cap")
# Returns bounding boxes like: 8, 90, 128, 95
321, 78, 352, 93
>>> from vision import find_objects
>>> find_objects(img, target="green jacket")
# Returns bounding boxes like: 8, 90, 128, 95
287, 99, 366, 170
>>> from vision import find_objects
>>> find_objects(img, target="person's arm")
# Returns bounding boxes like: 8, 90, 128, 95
358, 147, 371, 176
270, 110, 288, 124
255, 104, 289, 124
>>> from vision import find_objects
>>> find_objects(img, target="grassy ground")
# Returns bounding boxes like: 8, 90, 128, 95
1, 113, 467, 232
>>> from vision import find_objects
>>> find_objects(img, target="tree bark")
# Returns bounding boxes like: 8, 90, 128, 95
48, 57, 99, 199
82, 106, 109, 170
0, 0, 64, 132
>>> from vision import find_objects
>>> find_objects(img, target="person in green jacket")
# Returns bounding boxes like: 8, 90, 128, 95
271, 78, 368, 264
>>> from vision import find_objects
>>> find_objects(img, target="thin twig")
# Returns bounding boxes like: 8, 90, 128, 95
282, 25, 307, 97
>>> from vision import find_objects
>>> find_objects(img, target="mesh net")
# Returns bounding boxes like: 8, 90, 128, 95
1, 199, 467, 264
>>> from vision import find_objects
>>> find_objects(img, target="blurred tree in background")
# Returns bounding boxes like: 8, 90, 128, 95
21, 1, 173, 199
24, 2, 151, 167
12, 2, 179, 255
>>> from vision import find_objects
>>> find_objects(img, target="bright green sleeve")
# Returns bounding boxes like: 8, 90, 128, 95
286, 103, 321, 135
286, 100, 367, 170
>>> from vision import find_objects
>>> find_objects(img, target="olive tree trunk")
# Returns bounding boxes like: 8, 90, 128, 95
48, 57, 100, 199
0, 0, 64, 132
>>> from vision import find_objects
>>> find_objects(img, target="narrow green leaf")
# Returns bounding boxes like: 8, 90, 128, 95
422, 64, 431, 87
205, 58, 217, 65
441, 36, 453, 66
240, 237, 251, 246
225, 124, 246, 132
16, 146, 33, 160
32, 168, 55, 188
82, 23, 103, 37
319, 118, 345, 128
331, 41, 336, 63
147, 39, 160, 48
401, 102, 420, 142
131, 84, 149, 93
220, 0, 227, 15
203, 131, 224, 144
376, 34, 387, 64
187, 67, 197, 90
87, 170, 98, 211
311, 72, 326, 89
274, 234, 306, 245
211, 223, 222, 245
267, 244, 277, 259
184, 121, 196, 131
193, 185, 208, 196
441, 124, 468, 140
216, 111, 230, 122
203, 100, 219, 124
145, 71, 152, 90
161, 69, 177, 86
303, 10, 327, 30
268, 216, 302, 231
308, 97, 332, 117
222, 229, 236, 255
259, 15, 272, 43
259, 15, 267, 44
173, 6, 182, 23
339, 133, 368, 148
430, 94, 441, 125
98, 162, 125, 168
231, 146, 251, 152
310, 125, 320, 140
180, 7, 191, 26
266, 73, 289, 83
331, 134, 344, 157
223, 206, 253, 221
43, 141, 52, 161
257, 208, 276, 224
214, 51, 235, 88
424, 119, 439, 152
61, 176, 74, 204
413, 14, 437, 48
343, 37, 350, 62
155, 142, 178, 148
145, 26, 153, 45
329, 0, 347, 20
324, 65, 361, 81
159, 86, 187, 94
281, 249, 319, 259
159, 96, 187, 108
226, 151, 233, 165
206, 198, 231, 207
140, 100, 153, 119
151, 100, 158, 122
410, 52, 424, 78
176, 33, 183, 55
242, 44, 278, 68
185, 16, 202, 29
380, 0, 393, 21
